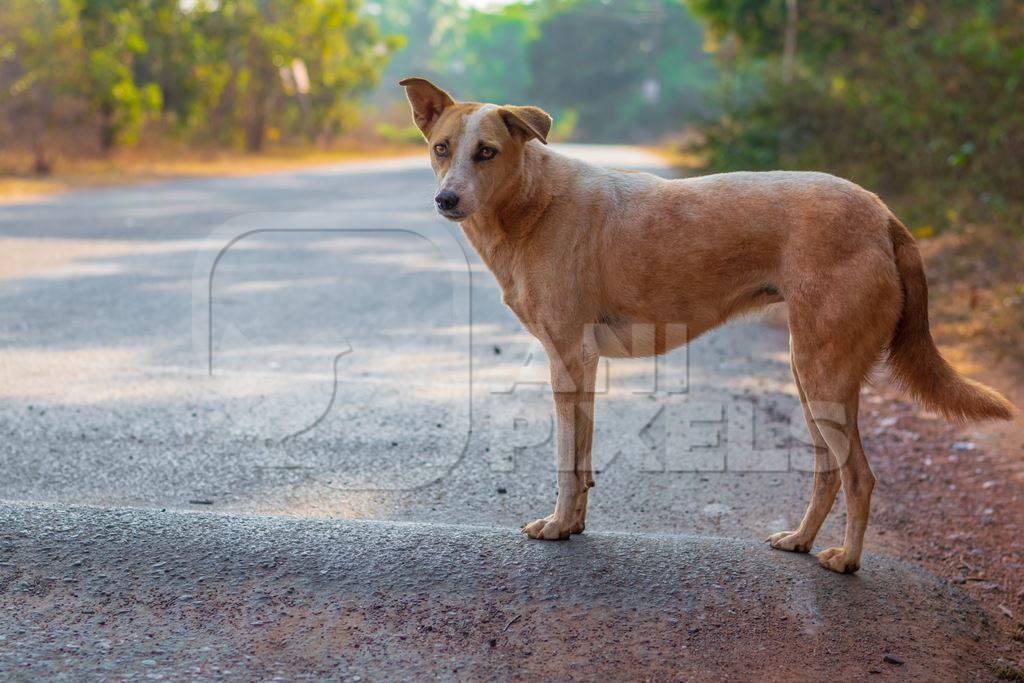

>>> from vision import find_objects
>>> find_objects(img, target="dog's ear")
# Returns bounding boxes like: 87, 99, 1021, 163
499, 106, 552, 144
399, 77, 455, 138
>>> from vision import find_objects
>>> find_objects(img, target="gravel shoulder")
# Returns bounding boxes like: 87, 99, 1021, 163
0, 502, 1000, 681
860, 373, 1024, 672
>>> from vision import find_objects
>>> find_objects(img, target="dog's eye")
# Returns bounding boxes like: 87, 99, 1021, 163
476, 146, 497, 161
433, 143, 448, 157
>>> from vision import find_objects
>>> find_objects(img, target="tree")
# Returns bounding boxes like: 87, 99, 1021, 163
436, 3, 539, 104
132, 0, 206, 129
527, 0, 713, 142
78, 0, 162, 151
373, 0, 454, 89
1, 0, 397, 158
192, 0, 395, 152
689, 0, 1024, 228
0, 0, 88, 171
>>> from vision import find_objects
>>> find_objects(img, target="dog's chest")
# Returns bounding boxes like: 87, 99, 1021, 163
461, 221, 554, 331
494, 265, 551, 336
498, 278, 533, 326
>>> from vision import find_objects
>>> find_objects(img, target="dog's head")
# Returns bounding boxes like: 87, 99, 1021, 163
399, 77, 552, 222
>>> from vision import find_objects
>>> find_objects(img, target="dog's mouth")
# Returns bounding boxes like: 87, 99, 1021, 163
437, 207, 470, 221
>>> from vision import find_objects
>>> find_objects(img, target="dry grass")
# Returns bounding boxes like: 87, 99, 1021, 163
920, 226, 1024, 371
0, 142, 422, 203
649, 129, 706, 175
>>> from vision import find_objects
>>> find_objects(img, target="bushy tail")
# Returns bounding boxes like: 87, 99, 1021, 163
887, 217, 1014, 422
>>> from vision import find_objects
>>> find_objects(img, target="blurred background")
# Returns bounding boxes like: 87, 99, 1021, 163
1, 0, 1022, 361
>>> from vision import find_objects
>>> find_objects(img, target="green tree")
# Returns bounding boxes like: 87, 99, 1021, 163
437, 3, 539, 104
2, 0, 397, 158
373, 0, 453, 88
79, 0, 162, 150
192, 0, 395, 151
689, 1, 1024, 228
0, 0, 87, 170
374, 0, 713, 141
527, 0, 712, 141
133, 0, 205, 128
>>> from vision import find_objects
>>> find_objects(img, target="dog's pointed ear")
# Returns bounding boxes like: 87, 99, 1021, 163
499, 105, 552, 144
399, 77, 455, 138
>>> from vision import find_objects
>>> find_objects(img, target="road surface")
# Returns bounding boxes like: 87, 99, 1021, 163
0, 146, 1001, 679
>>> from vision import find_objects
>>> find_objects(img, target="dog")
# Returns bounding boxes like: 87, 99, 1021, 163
399, 77, 1014, 573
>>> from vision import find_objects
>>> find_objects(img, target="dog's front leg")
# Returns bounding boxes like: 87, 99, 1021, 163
523, 341, 598, 540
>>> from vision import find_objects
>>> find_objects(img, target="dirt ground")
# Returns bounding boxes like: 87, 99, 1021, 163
814, 255, 1024, 679
0, 143, 421, 203
758, 229, 1024, 676
861, 362, 1024, 674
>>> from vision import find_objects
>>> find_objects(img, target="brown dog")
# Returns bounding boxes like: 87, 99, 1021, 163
400, 77, 1014, 573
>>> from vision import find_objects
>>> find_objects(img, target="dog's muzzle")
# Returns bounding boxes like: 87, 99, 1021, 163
435, 190, 460, 211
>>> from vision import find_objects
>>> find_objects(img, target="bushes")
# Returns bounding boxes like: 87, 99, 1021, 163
375, 0, 716, 144
689, 0, 1024, 233
0, 0, 397, 164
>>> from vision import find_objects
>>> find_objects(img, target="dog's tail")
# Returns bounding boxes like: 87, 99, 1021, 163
886, 216, 1014, 422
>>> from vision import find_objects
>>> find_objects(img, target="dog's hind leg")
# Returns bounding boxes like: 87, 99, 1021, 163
771, 240, 902, 572
784, 296, 894, 571
804, 388, 873, 573
784, 336, 877, 573
786, 343, 874, 573
767, 343, 842, 554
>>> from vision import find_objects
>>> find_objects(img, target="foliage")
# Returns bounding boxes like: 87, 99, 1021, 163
528, 0, 712, 141
374, 0, 715, 142
371, 0, 454, 87
0, 0, 88, 170
444, 3, 539, 104
1, 0, 713, 159
0, 0, 398, 159
374, 121, 421, 144
372, 0, 537, 101
189, 0, 397, 150
79, 0, 163, 149
688, 0, 1024, 232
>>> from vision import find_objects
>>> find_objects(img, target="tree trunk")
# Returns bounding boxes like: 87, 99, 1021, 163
32, 141, 52, 176
28, 99, 52, 175
245, 109, 265, 152
99, 102, 116, 153
783, 0, 798, 83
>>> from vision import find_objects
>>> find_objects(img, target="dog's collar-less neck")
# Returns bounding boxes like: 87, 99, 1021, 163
457, 146, 552, 294
489, 144, 556, 237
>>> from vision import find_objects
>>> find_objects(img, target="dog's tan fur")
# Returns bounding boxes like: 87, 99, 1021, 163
400, 77, 1014, 573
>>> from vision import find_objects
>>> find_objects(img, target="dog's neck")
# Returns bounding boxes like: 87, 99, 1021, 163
459, 143, 557, 287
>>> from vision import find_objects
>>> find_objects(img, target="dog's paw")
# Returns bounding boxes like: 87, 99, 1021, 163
522, 515, 573, 540
766, 530, 812, 553
816, 546, 860, 574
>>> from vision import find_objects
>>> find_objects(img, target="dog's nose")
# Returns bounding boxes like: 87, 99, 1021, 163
435, 190, 460, 211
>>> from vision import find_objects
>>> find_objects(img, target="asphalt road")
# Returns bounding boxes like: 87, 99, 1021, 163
0, 503, 995, 680
0, 146, 1003, 679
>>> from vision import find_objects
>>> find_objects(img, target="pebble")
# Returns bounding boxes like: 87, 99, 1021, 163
883, 653, 904, 665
